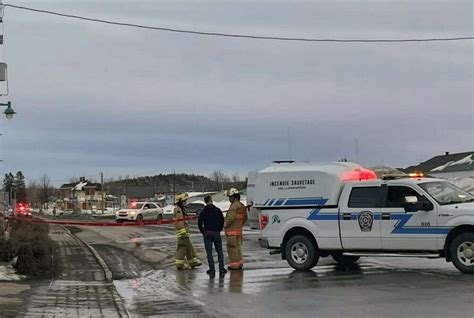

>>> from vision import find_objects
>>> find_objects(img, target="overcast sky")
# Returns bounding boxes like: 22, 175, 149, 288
1, 0, 472, 185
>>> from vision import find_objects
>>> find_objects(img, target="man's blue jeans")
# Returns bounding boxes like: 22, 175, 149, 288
203, 231, 225, 272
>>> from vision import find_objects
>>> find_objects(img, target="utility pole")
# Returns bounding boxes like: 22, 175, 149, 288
173, 170, 176, 204
101, 172, 104, 214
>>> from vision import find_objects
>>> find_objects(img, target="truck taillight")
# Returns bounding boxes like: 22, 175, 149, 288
259, 214, 269, 230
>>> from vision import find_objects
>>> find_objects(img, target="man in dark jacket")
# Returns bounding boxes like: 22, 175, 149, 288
198, 195, 227, 276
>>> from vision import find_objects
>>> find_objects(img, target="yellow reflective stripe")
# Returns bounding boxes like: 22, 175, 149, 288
175, 259, 185, 264
176, 228, 188, 235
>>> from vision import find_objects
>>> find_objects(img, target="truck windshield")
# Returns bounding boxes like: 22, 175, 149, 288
419, 181, 474, 206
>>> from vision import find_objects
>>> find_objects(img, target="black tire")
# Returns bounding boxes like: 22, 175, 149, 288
136, 214, 143, 224
450, 232, 474, 274
331, 252, 360, 266
156, 213, 163, 222
285, 235, 319, 271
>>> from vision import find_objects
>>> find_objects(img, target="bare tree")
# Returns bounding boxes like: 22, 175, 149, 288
39, 174, 51, 205
105, 177, 115, 183
27, 180, 41, 208
231, 173, 241, 183
210, 170, 231, 190
69, 176, 78, 183
210, 170, 226, 183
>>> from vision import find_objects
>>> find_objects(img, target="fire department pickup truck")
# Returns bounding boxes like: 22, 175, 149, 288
248, 162, 474, 273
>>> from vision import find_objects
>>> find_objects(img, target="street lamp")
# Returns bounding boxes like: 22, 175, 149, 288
0, 101, 15, 119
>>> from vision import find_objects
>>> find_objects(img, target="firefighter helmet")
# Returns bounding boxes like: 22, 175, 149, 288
225, 188, 240, 197
175, 193, 189, 204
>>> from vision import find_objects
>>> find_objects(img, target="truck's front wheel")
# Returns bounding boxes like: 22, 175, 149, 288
331, 252, 360, 266
450, 232, 474, 274
285, 235, 319, 271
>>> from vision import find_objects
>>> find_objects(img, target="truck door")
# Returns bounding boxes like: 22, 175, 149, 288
340, 185, 382, 249
380, 185, 438, 250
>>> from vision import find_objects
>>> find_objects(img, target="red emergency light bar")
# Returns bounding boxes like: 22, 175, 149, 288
341, 168, 377, 182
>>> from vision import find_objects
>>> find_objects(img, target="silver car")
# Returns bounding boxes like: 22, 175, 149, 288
115, 202, 163, 223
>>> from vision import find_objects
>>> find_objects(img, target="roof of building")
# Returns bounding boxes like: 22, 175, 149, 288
60, 181, 103, 191
404, 151, 474, 174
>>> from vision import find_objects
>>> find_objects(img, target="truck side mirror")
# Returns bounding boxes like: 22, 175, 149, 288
403, 196, 434, 212
403, 196, 418, 213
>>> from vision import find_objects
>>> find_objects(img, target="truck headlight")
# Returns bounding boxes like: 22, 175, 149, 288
130, 211, 136, 215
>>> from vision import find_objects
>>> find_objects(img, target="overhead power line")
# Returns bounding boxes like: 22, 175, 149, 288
3, 3, 474, 43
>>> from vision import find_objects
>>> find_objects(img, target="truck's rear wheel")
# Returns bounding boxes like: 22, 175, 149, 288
285, 235, 319, 271
450, 232, 474, 274
331, 252, 360, 266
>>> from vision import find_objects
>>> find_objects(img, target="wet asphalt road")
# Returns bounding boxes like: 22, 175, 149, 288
73, 221, 474, 318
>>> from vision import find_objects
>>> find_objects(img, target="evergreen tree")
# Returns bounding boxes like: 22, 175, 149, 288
3, 173, 14, 193
15, 171, 27, 202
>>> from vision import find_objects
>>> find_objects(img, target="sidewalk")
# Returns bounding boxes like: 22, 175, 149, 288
2, 225, 129, 317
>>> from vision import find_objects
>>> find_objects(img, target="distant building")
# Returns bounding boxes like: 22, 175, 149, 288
57, 177, 106, 211
404, 151, 474, 193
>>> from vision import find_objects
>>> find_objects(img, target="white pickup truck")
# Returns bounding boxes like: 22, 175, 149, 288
249, 162, 474, 273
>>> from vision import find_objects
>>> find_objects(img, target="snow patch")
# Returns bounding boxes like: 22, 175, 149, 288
451, 154, 474, 166
74, 181, 88, 191
431, 161, 454, 172
431, 155, 474, 172
0, 263, 24, 281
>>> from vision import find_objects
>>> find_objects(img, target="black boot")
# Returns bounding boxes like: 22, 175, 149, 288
206, 269, 216, 277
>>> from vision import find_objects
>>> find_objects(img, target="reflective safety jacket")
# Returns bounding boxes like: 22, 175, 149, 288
174, 205, 189, 237
224, 201, 247, 236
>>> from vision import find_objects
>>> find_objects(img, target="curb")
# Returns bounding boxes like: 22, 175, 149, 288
58, 225, 114, 281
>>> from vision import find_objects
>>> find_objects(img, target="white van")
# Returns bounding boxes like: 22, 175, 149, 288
250, 161, 474, 273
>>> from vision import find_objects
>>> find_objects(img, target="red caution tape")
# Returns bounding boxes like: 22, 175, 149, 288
4, 216, 197, 227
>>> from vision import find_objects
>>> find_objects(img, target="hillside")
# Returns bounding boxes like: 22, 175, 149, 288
105, 173, 246, 198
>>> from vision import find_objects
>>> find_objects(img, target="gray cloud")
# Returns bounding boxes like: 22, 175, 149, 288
1, 0, 472, 184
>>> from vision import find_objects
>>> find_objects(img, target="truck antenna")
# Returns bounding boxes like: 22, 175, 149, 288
287, 126, 291, 161
355, 138, 360, 164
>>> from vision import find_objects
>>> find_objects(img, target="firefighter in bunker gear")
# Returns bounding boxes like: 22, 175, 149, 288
174, 193, 202, 270
224, 188, 247, 270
